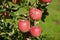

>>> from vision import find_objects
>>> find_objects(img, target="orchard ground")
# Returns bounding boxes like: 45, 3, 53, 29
30, 0, 60, 40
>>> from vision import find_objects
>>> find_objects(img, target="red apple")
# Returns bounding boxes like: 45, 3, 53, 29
29, 8, 42, 20
39, 0, 52, 3
18, 20, 30, 33
30, 26, 42, 37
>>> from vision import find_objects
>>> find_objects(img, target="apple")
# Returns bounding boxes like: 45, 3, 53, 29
29, 8, 42, 20
39, 0, 52, 3
18, 20, 30, 33
30, 26, 42, 37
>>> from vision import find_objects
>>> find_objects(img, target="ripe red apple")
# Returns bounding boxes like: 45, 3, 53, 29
12, 0, 20, 4
30, 26, 42, 37
18, 20, 30, 33
29, 8, 42, 20
39, 0, 52, 3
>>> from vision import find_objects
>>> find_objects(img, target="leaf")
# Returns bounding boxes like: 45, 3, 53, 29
0, 8, 6, 12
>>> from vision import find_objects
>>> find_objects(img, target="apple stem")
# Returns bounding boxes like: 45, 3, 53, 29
37, 37, 41, 40
34, 0, 37, 26
34, 6, 36, 26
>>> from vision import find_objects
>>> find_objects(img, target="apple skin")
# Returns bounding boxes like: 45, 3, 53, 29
39, 0, 52, 3
29, 8, 42, 20
30, 26, 42, 37
18, 20, 30, 33
12, 0, 20, 4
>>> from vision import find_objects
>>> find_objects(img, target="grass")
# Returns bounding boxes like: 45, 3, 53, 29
37, 0, 60, 40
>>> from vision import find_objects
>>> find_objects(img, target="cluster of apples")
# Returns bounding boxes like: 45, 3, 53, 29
18, 0, 52, 37
18, 8, 42, 37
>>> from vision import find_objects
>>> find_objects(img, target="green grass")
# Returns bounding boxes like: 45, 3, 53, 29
37, 0, 60, 40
